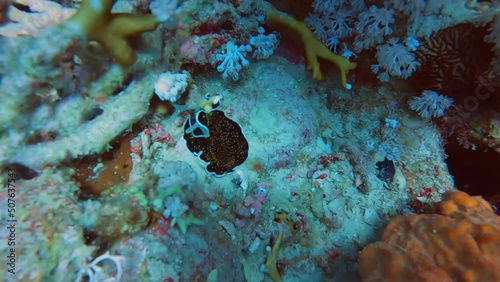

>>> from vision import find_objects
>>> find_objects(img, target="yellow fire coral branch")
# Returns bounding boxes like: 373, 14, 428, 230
265, 230, 284, 282
263, 4, 357, 89
66, 0, 161, 66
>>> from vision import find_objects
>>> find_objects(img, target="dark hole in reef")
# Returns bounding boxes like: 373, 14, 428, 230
4, 163, 38, 180
26, 131, 58, 144
83, 228, 99, 245
219, 20, 233, 32
175, 87, 190, 105
128, 34, 143, 50
82, 107, 104, 122
445, 143, 500, 198
376, 158, 395, 183
110, 73, 134, 96
149, 93, 175, 117
406, 198, 433, 214
82, 228, 110, 253
12, 2, 33, 13
196, 20, 233, 36
268, 0, 313, 20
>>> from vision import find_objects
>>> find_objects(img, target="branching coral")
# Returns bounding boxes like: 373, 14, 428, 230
65, 0, 161, 66
0, 0, 172, 169
6, 70, 155, 169
359, 190, 500, 282
265, 230, 284, 282
259, 1, 357, 89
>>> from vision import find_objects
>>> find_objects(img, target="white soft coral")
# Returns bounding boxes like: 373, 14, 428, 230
311, 0, 365, 14
149, 0, 179, 21
213, 41, 252, 81
312, 0, 346, 14
305, 0, 362, 47
250, 27, 279, 59
355, 5, 394, 37
371, 37, 420, 82
354, 5, 395, 50
163, 196, 188, 219
408, 90, 454, 119
390, 0, 446, 24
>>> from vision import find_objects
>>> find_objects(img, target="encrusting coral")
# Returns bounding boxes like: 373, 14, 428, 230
359, 190, 500, 282
65, 0, 161, 66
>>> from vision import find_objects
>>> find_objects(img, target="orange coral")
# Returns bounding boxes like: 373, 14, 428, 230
74, 133, 133, 195
359, 190, 500, 282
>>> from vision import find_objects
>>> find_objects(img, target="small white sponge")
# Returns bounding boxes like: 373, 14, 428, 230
154, 70, 190, 102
